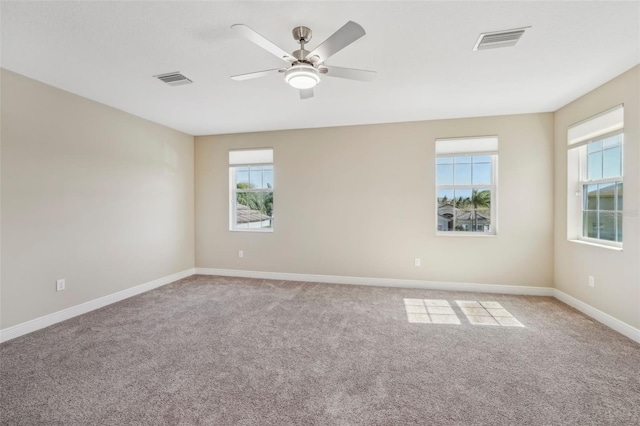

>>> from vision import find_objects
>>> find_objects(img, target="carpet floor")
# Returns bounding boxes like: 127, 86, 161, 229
1, 275, 639, 425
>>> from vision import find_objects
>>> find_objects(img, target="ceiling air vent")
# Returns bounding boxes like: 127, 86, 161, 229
154, 72, 193, 86
473, 27, 530, 51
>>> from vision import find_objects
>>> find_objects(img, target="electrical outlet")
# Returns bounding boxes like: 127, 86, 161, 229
238, 250, 244, 258
56, 279, 66, 292
414, 258, 421, 267
588, 276, 595, 288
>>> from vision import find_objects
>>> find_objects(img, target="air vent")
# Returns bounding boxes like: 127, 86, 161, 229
473, 27, 530, 51
154, 72, 193, 86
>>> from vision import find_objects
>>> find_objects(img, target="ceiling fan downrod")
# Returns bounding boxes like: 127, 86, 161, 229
292, 26, 312, 62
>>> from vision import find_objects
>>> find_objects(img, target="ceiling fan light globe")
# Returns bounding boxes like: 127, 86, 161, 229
288, 75, 319, 89
284, 65, 320, 89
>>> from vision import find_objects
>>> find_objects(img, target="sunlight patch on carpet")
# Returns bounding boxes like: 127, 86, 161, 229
456, 300, 524, 327
404, 299, 524, 327
404, 299, 460, 325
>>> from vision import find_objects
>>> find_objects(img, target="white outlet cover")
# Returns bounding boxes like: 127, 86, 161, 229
56, 279, 66, 291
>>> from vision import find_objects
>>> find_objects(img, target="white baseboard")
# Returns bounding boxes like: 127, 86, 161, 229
553, 289, 640, 344
198, 268, 639, 344
0, 268, 196, 343
4, 267, 637, 346
195, 268, 555, 296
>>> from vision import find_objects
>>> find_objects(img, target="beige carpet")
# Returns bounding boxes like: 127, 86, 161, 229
1, 275, 639, 425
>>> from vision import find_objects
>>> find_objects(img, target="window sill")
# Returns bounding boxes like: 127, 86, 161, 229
436, 232, 497, 237
568, 239, 622, 251
229, 228, 273, 233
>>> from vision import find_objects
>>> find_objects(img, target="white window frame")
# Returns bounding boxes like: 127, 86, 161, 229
567, 105, 624, 249
574, 131, 623, 247
229, 149, 274, 233
435, 137, 498, 236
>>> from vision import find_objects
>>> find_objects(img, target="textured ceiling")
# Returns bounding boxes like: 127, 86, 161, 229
2, 1, 639, 135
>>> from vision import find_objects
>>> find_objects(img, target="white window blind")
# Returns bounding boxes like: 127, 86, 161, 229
229, 148, 273, 165
568, 105, 624, 146
435, 136, 498, 155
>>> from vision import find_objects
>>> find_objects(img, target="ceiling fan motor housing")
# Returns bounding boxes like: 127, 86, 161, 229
292, 26, 312, 43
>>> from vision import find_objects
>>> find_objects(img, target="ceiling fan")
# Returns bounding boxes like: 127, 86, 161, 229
230, 21, 376, 99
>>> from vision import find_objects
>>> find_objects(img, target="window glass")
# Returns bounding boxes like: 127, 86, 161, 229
436, 150, 496, 234
616, 182, 623, 210
598, 184, 615, 210
236, 168, 249, 185
229, 150, 274, 231
436, 164, 454, 185
602, 146, 621, 178
584, 184, 598, 210
587, 140, 602, 153
583, 211, 598, 239
578, 135, 623, 243
587, 151, 602, 180
472, 163, 491, 185
454, 163, 472, 185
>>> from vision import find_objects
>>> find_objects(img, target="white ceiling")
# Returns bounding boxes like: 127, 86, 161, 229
2, 1, 639, 136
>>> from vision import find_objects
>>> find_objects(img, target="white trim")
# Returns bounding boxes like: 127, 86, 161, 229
195, 268, 554, 296
568, 104, 624, 146
570, 238, 623, 251
435, 136, 498, 155
197, 268, 639, 344
553, 289, 640, 344
229, 148, 273, 165
4, 267, 637, 346
436, 233, 498, 237
0, 268, 196, 343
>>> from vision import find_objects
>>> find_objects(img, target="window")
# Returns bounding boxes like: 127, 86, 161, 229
435, 137, 498, 234
229, 149, 274, 231
581, 134, 623, 242
568, 105, 624, 247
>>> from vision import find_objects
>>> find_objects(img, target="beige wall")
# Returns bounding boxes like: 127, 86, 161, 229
1, 69, 195, 328
196, 113, 554, 288
6, 63, 635, 333
554, 65, 640, 328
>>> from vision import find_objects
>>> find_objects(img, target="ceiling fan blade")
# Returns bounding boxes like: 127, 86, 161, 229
299, 88, 314, 100
230, 68, 283, 81
232, 24, 296, 63
323, 66, 376, 82
305, 21, 366, 63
